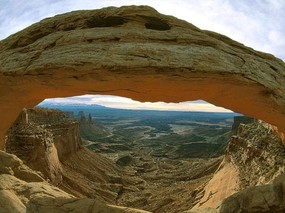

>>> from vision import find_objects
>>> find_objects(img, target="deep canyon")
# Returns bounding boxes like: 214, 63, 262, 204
0, 5, 285, 213
2, 106, 285, 213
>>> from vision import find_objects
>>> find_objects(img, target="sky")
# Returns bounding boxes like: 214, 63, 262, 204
40, 95, 233, 113
1, 0, 284, 112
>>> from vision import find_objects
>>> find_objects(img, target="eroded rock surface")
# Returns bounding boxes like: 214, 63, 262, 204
5, 108, 82, 184
0, 150, 71, 213
192, 119, 285, 212
0, 150, 150, 213
0, 5, 285, 149
227, 121, 285, 188
5, 108, 131, 204
218, 181, 285, 213
6, 107, 224, 212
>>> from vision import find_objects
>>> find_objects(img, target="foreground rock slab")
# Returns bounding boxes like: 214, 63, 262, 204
0, 5, 285, 149
0, 150, 150, 213
27, 197, 151, 213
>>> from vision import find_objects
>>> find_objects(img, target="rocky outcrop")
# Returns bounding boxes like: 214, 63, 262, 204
77, 111, 110, 142
28, 197, 152, 213
0, 150, 150, 213
188, 176, 285, 213
5, 107, 82, 184
218, 179, 285, 213
4, 109, 285, 212
192, 159, 240, 210
192, 120, 285, 212
231, 116, 255, 133
5, 106, 229, 212
0, 5, 285, 149
59, 147, 134, 204
226, 121, 285, 188
5, 107, 146, 206
0, 149, 71, 213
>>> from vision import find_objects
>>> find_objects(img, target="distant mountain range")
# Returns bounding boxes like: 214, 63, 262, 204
38, 102, 108, 109
38, 102, 241, 120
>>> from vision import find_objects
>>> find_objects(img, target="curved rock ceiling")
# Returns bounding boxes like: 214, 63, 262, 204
0, 6, 285, 149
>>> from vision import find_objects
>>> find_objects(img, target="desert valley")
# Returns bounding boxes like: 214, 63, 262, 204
2, 103, 285, 213
0, 4, 285, 213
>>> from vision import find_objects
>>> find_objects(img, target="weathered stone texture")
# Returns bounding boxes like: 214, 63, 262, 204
0, 6, 284, 149
0, 150, 150, 213
191, 120, 285, 212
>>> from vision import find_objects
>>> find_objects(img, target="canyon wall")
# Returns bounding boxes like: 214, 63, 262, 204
0, 150, 150, 213
192, 119, 285, 212
0, 5, 285, 149
5, 107, 82, 184
5, 107, 285, 212
5, 107, 144, 205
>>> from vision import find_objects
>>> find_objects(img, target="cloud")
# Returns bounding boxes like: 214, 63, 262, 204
41, 95, 233, 113
0, 0, 284, 60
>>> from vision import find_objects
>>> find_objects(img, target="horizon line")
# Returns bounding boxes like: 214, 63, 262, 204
38, 97, 236, 114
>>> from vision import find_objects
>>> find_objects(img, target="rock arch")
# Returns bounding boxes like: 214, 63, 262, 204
0, 6, 285, 149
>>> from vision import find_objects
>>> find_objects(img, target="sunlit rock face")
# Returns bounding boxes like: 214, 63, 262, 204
5, 108, 82, 184
0, 5, 285, 149
191, 119, 285, 212
0, 150, 150, 213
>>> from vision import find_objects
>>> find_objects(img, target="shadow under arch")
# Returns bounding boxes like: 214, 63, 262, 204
0, 5, 285, 149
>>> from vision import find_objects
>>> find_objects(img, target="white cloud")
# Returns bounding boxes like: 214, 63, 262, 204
0, 0, 284, 60
41, 95, 233, 113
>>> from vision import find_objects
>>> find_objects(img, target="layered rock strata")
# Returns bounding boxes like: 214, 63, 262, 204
6, 107, 224, 212
5, 107, 285, 212
5, 108, 82, 184
0, 150, 150, 213
0, 6, 285, 149
5, 107, 132, 204
192, 120, 285, 212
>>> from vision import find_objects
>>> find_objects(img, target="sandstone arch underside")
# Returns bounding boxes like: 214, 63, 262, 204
0, 6, 285, 149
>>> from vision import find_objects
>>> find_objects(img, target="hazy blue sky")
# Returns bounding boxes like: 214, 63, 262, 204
1, 0, 284, 112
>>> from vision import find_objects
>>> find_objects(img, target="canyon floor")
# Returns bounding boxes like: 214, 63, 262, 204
5, 105, 285, 212
46, 104, 237, 212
